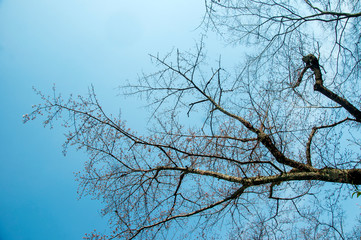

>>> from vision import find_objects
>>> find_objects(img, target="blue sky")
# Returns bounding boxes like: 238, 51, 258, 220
1, 1, 360, 239
0, 0, 209, 239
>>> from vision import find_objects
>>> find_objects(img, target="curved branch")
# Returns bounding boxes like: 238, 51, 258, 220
128, 185, 248, 239
301, 54, 361, 121
305, 118, 351, 166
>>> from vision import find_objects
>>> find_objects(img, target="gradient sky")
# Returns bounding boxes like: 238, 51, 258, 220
1, 1, 360, 239
0, 0, 208, 239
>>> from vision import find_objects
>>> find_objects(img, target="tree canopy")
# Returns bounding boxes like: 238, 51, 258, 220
25, 0, 361, 239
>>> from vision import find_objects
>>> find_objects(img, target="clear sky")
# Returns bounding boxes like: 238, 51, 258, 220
0, 0, 211, 239
1, 1, 359, 239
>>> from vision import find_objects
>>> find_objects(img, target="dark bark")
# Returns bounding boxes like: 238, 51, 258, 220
302, 54, 361, 121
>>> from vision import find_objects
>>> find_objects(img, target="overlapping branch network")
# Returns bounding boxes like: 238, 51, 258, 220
25, 0, 361, 238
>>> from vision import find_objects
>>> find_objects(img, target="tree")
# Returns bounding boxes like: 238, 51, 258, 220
25, 0, 361, 239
